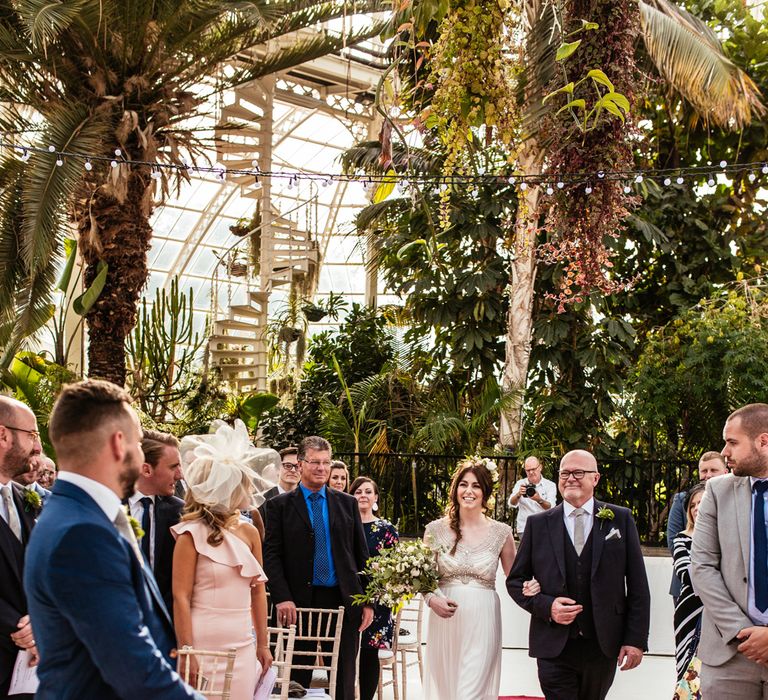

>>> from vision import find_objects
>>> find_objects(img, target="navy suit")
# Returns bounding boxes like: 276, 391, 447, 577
24, 479, 202, 700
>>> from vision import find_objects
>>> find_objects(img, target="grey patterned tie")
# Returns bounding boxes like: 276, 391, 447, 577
572, 507, 585, 555
2, 486, 21, 541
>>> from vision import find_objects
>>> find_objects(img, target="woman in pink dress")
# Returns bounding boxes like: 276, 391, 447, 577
172, 420, 273, 699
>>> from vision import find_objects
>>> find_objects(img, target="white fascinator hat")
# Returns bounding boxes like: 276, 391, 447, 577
179, 419, 280, 510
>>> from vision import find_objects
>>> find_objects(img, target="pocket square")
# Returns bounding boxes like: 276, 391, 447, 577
606, 527, 622, 541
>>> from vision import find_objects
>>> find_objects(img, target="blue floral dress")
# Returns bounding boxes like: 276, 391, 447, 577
362, 519, 399, 649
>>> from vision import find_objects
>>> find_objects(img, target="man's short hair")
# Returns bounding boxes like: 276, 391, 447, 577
297, 436, 331, 460
279, 446, 298, 460
698, 451, 726, 467
141, 430, 179, 468
727, 403, 768, 439
49, 380, 133, 459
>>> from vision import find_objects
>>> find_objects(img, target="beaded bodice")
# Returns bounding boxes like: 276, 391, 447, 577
423, 517, 512, 590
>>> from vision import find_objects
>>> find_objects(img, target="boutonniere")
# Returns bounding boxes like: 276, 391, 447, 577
125, 506, 145, 540
596, 506, 614, 529
23, 489, 42, 512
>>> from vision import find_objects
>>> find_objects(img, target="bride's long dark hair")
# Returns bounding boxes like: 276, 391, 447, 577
446, 463, 494, 555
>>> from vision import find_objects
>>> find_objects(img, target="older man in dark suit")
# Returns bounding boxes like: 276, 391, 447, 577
263, 436, 372, 700
507, 449, 651, 700
128, 429, 184, 615
0, 396, 42, 699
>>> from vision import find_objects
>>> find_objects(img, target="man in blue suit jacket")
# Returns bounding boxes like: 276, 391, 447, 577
24, 379, 202, 700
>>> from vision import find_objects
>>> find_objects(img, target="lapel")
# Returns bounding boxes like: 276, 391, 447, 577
13, 483, 36, 544
326, 487, 338, 532
142, 563, 172, 625
590, 499, 607, 579
733, 476, 752, 576
545, 504, 567, 582
0, 513, 23, 582
290, 487, 312, 530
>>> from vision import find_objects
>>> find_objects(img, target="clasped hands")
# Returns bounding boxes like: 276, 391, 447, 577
275, 601, 374, 632
10, 615, 38, 667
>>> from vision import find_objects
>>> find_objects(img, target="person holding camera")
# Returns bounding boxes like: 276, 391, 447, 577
507, 456, 556, 536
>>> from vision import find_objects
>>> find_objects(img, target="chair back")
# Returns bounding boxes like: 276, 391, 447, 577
393, 595, 424, 653
268, 624, 297, 700
174, 647, 237, 699
288, 606, 345, 697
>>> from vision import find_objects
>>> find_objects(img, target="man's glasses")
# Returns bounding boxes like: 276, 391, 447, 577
558, 469, 598, 481
2, 425, 40, 440
281, 462, 300, 471
301, 459, 332, 468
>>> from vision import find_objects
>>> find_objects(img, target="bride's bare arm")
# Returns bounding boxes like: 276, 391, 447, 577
499, 532, 517, 576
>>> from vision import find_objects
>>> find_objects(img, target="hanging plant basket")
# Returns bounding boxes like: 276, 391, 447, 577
278, 326, 302, 343
302, 303, 327, 322
228, 261, 248, 277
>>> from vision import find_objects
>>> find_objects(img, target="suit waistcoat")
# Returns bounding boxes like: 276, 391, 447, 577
564, 530, 596, 639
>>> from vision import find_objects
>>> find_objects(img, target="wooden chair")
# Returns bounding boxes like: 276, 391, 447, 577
285, 605, 345, 699
174, 647, 237, 699
268, 624, 297, 700
377, 595, 425, 700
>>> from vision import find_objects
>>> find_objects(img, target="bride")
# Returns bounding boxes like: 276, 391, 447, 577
423, 457, 538, 700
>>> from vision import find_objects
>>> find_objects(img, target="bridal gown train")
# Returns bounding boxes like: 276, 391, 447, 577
423, 517, 512, 700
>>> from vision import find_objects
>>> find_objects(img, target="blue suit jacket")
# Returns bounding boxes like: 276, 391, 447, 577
24, 480, 202, 700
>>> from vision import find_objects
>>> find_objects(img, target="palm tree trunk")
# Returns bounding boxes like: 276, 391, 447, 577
76, 169, 153, 386
500, 146, 542, 447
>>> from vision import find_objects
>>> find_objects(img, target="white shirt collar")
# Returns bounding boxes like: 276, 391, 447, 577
57, 472, 123, 522
563, 497, 595, 517
129, 489, 154, 507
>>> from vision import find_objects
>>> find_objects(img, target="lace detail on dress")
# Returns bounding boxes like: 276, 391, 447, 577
424, 517, 511, 590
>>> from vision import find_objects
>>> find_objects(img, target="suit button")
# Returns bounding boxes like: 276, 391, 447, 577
744, 577, 748, 583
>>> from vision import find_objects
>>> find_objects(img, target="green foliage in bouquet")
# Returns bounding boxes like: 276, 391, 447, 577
352, 539, 439, 612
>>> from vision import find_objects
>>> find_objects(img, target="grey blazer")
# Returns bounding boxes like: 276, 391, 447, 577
690, 474, 755, 665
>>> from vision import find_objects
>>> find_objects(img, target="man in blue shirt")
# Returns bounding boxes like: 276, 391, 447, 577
264, 435, 372, 700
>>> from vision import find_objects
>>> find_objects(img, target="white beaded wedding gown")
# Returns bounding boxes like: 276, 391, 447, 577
423, 517, 512, 700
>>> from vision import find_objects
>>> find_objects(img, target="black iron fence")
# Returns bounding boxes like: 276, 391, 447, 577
335, 452, 698, 545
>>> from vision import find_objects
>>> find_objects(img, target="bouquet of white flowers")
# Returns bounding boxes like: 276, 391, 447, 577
352, 539, 439, 612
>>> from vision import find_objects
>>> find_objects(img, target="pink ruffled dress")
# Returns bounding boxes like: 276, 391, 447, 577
172, 520, 268, 700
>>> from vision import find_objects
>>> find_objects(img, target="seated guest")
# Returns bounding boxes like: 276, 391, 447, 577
328, 460, 349, 492
672, 482, 706, 696
173, 419, 272, 699
128, 429, 184, 615
24, 379, 202, 699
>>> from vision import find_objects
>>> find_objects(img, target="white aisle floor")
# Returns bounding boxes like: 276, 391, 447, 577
376, 647, 675, 699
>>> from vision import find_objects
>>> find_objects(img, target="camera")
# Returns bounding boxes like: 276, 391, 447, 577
524, 483, 537, 498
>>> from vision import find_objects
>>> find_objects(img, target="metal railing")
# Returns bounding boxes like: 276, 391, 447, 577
335, 452, 698, 545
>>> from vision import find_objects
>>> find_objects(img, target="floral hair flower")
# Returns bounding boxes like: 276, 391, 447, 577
456, 455, 500, 484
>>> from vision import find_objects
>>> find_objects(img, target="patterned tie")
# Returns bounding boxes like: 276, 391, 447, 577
753, 481, 768, 612
2, 486, 21, 541
572, 507, 585, 555
140, 496, 153, 562
309, 492, 330, 583
114, 508, 144, 562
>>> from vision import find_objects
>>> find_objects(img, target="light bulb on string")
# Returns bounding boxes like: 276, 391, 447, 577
707, 176, 715, 187
84, 159, 93, 171
663, 177, 671, 186
623, 184, 631, 194
762, 164, 768, 175
584, 185, 593, 195
519, 182, 528, 191
597, 171, 605, 179
115, 148, 122, 157
546, 185, 554, 195
48, 145, 56, 152
676, 176, 684, 185
749, 172, 757, 183
150, 168, 161, 180
719, 160, 727, 169
556, 181, 565, 189
110, 160, 118, 168
20, 148, 31, 162
55, 155, 64, 167
635, 174, 643, 184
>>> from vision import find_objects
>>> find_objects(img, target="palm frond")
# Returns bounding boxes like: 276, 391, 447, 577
639, 0, 765, 129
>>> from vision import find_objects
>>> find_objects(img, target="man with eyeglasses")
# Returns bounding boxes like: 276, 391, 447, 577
258, 447, 300, 517
508, 456, 557, 537
263, 436, 372, 700
0, 395, 42, 699
507, 449, 650, 700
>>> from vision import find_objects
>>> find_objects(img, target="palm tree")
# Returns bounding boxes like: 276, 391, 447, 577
0, 0, 387, 384
346, 0, 764, 446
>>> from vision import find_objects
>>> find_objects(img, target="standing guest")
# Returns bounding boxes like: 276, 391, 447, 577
263, 436, 373, 700
422, 457, 520, 700
36, 457, 56, 490
128, 429, 184, 615
258, 446, 300, 523
507, 456, 556, 537
672, 481, 706, 696
24, 380, 203, 700
328, 460, 349, 492
172, 420, 272, 699
507, 449, 651, 700
0, 396, 42, 700
15, 454, 53, 507
351, 476, 399, 700
691, 403, 768, 697
666, 452, 727, 601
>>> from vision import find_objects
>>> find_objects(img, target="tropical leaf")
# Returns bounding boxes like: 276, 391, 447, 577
638, 0, 765, 128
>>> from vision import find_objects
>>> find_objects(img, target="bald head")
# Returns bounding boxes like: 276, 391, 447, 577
524, 456, 543, 484
558, 450, 600, 507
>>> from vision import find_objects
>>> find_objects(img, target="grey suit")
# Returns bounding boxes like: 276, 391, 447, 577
691, 474, 768, 696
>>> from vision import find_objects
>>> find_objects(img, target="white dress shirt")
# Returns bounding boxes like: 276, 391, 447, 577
563, 497, 595, 547
129, 491, 156, 568
748, 477, 768, 625
57, 471, 123, 522
508, 477, 557, 533
0, 479, 21, 529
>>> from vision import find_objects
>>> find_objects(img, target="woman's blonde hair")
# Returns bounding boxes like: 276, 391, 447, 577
182, 458, 253, 546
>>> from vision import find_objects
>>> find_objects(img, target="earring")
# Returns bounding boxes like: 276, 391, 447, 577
372, 502, 378, 512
